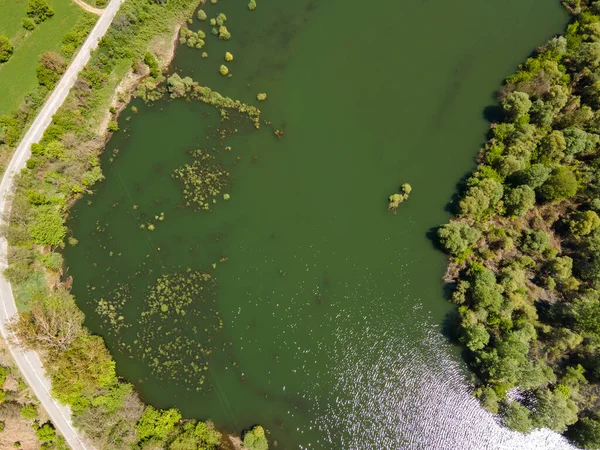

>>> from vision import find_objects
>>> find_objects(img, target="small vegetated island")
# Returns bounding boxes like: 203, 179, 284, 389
438, 0, 600, 447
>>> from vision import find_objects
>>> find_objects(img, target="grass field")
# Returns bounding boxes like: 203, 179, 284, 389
0, 0, 88, 117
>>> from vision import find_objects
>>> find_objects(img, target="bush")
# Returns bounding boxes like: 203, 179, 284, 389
0, 36, 13, 63
22, 18, 35, 31
20, 404, 37, 420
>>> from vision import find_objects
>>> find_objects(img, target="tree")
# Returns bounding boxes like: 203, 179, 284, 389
243, 426, 268, 450
136, 406, 181, 443
36, 52, 66, 89
27, 0, 54, 24
470, 265, 504, 313
437, 222, 481, 256
531, 388, 578, 432
504, 185, 536, 216
460, 322, 490, 351
570, 417, 600, 449
563, 127, 598, 157
520, 229, 550, 255
502, 401, 533, 433
169, 420, 221, 450
8, 291, 84, 352
569, 210, 600, 236
514, 164, 551, 189
536, 130, 566, 164
0, 36, 13, 63
537, 166, 578, 202
503, 91, 532, 122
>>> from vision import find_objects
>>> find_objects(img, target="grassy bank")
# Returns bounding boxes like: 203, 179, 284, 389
437, 0, 600, 447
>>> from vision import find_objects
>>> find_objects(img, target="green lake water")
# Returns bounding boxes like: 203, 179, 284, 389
65, 1, 573, 448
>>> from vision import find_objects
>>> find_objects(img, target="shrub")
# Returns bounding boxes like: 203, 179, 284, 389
248, 0, 257, 10
22, 18, 35, 31
20, 404, 37, 420
0, 36, 13, 63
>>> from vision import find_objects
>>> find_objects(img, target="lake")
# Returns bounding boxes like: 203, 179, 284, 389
64, 0, 573, 448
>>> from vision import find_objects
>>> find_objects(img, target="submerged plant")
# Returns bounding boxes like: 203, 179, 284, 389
388, 183, 412, 211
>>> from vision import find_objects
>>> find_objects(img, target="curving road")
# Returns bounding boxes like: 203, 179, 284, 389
0, 0, 125, 448
72, 0, 105, 16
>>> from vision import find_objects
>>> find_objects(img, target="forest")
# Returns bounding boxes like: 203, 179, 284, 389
438, 0, 600, 447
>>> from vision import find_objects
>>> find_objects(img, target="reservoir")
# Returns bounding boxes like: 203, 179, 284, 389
65, 0, 572, 447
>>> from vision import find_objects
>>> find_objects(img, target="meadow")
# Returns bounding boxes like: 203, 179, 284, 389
0, 0, 88, 117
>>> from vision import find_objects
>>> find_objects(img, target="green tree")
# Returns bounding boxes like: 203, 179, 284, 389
437, 222, 481, 256
503, 91, 532, 122
0, 36, 13, 63
470, 265, 504, 313
569, 210, 600, 236
504, 185, 536, 216
515, 164, 551, 189
502, 401, 533, 433
136, 406, 181, 443
520, 229, 550, 255
26, 0, 55, 24
536, 130, 566, 164
537, 166, 578, 202
460, 322, 490, 351
570, 417, 600, 449
243, 425, 268, 450
531, 388, 578, 432
168, 420, 221, 450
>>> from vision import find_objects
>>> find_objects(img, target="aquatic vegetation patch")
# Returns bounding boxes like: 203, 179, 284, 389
136, 269, 222, 389
190, 84, 262, 128
96, 282, 131, 333
172, 150, 230, 211
179, 27, 206, 49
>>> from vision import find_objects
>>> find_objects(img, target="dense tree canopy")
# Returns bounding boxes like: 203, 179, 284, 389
438, 1, 600, 446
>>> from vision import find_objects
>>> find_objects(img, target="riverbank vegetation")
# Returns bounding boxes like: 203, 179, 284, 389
438, 1, 600, 447
0, 341, 68, 449
2, 0, 269, 448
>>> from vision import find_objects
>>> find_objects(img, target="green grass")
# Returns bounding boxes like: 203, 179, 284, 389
0, 0, 87, 117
